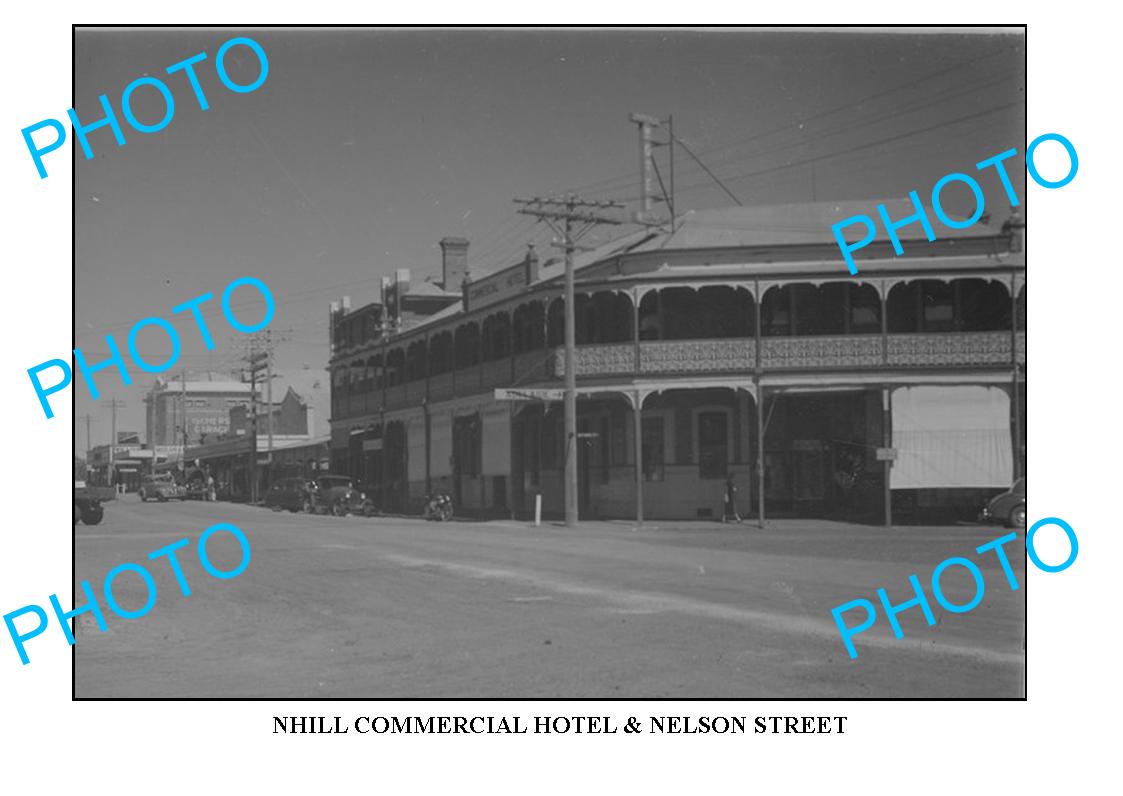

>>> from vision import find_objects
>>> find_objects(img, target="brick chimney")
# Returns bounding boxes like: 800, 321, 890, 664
524, 242, 539, 284
439, 237, 469, 292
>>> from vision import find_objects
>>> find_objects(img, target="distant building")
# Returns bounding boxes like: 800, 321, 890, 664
144, 373, 254, 450
87, 442, 152, 491
180, 369, 330, 501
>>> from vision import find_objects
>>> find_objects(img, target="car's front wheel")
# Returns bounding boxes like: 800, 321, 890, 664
332, 500, 348, 517
1009, 505, 1027, 529
80, 504, 104, 525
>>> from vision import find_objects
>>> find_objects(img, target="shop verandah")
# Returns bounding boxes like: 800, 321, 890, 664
506, 380, 1017, 524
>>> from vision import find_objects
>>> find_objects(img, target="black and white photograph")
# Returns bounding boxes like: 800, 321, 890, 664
69, 26, 1028, 699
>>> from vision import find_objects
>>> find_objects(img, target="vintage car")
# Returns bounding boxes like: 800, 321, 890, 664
979, 477, 1026, 529
138, 473, 187, 502
264, 477, 318, 513
74, 480, 114, 525
311, 475, 376, 517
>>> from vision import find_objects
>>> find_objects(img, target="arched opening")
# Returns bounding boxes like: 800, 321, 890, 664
575, 292, 634, 344
454, 322, 480, 368
386, 348, 405, 386
406, 339, 428, 382
637, 287, 754, 340
762, 283, 880, 336
513, 300, 546, 353
888, 279, 1011, 333
429, 331, 453, 375
482, 311, 511, 361
698, 286, 754, 338
371, 352, 384, 389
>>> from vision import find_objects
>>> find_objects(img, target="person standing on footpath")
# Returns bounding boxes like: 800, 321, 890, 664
722, 473, 742, 523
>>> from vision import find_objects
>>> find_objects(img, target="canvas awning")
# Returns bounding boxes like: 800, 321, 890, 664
891, 385, 1013, 489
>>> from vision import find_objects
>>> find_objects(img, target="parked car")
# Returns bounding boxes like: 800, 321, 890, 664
979, 477, 1026, 528
264, 477, 317, 513
312, 475, 375, 517
139, 473, 187, 502
74, 480, 114, 525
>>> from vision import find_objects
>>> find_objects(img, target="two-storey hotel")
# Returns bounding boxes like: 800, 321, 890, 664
328, 200, 1025, 523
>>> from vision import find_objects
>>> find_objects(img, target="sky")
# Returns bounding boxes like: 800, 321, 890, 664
73, 26, 1026, 453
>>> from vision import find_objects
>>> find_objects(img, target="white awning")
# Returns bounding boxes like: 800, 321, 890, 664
891, 385, 1013, 489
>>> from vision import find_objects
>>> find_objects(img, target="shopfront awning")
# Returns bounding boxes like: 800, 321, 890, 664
891, 385, 1013, 489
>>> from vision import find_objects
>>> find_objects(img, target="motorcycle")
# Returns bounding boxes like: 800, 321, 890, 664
422, 492, 453, 522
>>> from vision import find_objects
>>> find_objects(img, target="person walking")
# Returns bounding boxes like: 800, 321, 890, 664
722, 474, 742, 523
206, 472, 216, 502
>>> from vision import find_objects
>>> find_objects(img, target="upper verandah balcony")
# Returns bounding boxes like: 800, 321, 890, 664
328, 202, 1024, 417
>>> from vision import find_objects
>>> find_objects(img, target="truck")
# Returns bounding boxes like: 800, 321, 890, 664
74, 460, 114, 525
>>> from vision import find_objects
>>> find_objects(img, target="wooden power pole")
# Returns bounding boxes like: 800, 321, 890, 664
514, 195, 624, 527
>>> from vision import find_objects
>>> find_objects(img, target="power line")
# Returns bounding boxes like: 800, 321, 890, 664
548, 43, 1022, 199
670, 101, 1020, 199
673, 136, 743, 207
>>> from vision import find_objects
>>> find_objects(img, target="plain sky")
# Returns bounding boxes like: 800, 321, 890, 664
73, 26, 1025, 452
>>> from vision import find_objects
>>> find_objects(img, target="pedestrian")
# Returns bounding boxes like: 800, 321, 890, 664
206, 473, 216, 502
722, 474, 742, 523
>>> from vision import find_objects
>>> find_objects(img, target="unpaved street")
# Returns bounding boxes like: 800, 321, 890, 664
74, 497, 1025, 698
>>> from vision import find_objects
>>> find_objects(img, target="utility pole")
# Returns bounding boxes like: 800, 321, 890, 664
81, 413, 93, 460
106, 398, 125, 489
515, 195, 624, 527
267, 350, 274, 471
245, 352, 268, 504
237, 329, 290, 500
181, 367, 188, 467
629, 113, 676, 230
